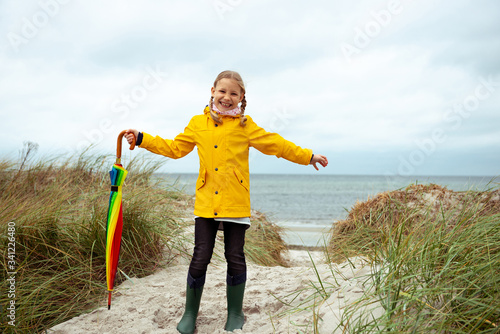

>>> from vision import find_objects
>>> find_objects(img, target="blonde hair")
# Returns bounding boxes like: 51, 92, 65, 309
209, 70, 247, 127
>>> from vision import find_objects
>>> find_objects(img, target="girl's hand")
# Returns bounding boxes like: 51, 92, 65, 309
125, 129, 139, 145
310, 154, 328, 171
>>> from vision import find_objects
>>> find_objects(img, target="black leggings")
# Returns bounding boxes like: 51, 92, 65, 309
188, 217, 248, 280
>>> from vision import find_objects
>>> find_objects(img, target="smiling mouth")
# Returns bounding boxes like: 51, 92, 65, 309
220, 101, 232, 108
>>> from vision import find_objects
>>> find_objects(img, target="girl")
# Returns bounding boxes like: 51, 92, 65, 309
125, 70, 328, 334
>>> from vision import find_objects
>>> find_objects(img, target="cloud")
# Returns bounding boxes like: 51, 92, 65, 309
1, 0, 499, 176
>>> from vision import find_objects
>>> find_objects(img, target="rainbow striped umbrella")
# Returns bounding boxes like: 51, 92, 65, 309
106, 130, 135, 310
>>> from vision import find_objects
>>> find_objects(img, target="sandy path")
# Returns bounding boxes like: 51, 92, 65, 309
49, 250, 381, 334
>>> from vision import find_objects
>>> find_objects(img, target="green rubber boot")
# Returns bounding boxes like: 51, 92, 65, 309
224, 277, 246, 331
177, 274, 205, 334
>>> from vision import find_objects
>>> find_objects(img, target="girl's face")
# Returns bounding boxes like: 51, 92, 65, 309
211, 78, 244, 112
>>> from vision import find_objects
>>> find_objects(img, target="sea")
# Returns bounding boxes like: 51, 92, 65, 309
157, 173, 498, 247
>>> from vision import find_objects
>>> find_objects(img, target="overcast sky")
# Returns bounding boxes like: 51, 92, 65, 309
1, 0, 499, 176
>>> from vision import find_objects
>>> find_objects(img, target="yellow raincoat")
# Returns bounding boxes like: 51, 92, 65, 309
139, 107, 312, 218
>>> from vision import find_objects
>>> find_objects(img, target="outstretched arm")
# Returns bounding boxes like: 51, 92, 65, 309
124, 121, 196, 159
310, 154, 328, 171
246, 116, 313, 165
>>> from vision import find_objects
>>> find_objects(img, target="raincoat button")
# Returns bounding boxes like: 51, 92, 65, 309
215, 168, 218, 171
214, 212, 218, 216
240, 180, 243, 183
214, 145, 218, 148
215, 124, 218, 127
215, 191, 218, 194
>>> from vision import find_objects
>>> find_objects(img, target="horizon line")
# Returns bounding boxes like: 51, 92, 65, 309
154, 172, 499, 178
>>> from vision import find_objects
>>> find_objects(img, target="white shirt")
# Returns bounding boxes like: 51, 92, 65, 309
195, 216, 251, 225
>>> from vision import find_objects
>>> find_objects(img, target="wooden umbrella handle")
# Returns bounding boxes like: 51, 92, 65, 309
116, 130, 136, 163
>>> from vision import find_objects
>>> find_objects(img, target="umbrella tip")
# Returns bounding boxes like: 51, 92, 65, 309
108, 304, 111, 310
108, 291, 112, 310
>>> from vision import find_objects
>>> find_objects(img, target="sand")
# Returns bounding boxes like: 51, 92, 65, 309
48, 247, 382, 334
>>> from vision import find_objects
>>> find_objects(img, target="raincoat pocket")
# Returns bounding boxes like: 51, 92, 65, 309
232, 167, 249, 192
196, 167, 207, 190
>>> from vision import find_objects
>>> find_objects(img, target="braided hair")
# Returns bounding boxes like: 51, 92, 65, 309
209, 70, 247, 127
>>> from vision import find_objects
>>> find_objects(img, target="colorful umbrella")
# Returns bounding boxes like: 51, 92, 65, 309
106, 130, 135, 310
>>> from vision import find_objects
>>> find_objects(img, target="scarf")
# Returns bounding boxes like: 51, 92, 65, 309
212, 103, 240, 116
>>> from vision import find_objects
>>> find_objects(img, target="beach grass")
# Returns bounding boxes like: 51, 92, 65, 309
0, 143, 289, 333
323, 183, 500, 333
273, 183, 499, 333
245, 210, 289, 267
0, 144, 191, 333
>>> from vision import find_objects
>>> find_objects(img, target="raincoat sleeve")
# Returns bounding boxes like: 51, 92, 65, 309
138, 118, 196, 159
246, 116, 312, 165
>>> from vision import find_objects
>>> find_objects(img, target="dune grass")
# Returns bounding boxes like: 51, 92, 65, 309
271, 183, 499, 333
325, 183, 500, 333
0, 143, 289, 333
245, 210, 289, 267
0, 144, 191, 333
